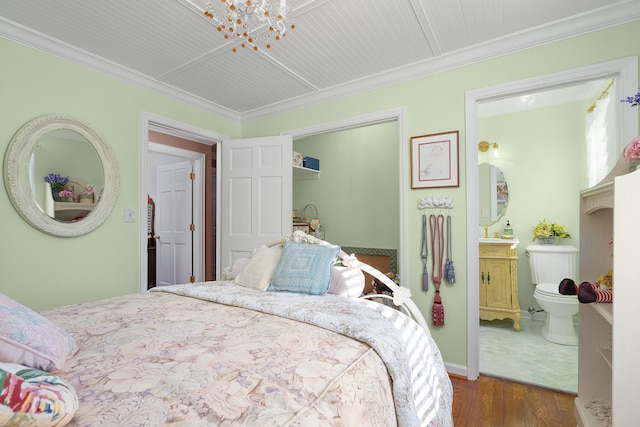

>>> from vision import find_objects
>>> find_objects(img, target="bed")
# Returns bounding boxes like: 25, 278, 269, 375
1, 232, 453, 426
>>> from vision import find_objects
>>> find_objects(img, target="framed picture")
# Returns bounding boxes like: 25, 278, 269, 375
410, 131, 459, 189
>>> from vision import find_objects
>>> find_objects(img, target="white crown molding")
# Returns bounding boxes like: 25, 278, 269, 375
242, 2, 640, 122
2, 1, 640, 124
0, 17, 241, 122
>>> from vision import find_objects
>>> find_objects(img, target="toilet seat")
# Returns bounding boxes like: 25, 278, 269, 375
535, 282, 577, 299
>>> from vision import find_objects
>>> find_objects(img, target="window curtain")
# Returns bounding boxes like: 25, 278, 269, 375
586, 80, 617, 187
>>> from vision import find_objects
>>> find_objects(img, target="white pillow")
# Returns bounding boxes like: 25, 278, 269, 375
0, 293, 78, 372
235, 245, 282, 291
328, 266, 365, 297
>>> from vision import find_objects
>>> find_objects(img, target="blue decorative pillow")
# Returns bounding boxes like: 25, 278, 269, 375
269, 242, 340, 295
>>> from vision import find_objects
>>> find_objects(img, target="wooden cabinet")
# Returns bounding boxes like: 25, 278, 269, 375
575, 165, 640, 426
479, 240, 521, 331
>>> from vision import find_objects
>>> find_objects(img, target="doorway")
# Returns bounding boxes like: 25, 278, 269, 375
465, 57, 638, 381
148, 146, 202, 286
140, 113, 225, 292
282, 107, 409, 282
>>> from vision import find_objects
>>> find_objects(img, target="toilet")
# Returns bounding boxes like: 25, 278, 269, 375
526, 244, 579, 345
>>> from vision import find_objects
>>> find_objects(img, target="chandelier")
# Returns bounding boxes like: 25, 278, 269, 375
203, 0, 294, 52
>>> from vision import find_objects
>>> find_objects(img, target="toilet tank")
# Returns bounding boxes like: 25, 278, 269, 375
526, 244, 578, 284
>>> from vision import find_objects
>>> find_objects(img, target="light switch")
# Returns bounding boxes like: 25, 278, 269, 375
124, 207, 136, 223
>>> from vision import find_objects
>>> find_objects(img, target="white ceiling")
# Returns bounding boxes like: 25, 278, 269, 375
1, 0, 639, 122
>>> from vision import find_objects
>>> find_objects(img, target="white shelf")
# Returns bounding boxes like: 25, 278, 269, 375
575, 397, 611, 427
591, 303, 613, 326
293, 165, 319, 179
54, 201, 94, 221
598, 347, 612, 369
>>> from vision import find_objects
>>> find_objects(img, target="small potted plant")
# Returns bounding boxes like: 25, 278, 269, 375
532, 219, 571, 244
58, 189, 75, 202
620, 92, 640, 170
79, 185, 95, 203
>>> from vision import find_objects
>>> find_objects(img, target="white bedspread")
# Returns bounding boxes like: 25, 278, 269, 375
152, 282, 453, 426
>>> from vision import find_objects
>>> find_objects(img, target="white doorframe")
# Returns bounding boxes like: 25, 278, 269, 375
465, 57, 638, 380
140, 112, 227, 292
281, 107, 409, 289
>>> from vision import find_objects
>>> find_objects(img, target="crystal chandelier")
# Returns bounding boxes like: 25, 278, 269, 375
203, 0, 294, 52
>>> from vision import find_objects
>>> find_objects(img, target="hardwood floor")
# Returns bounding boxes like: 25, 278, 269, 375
450, 374, 577, 427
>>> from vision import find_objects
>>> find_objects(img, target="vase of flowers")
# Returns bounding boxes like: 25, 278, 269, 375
620, 92, 640, 171
43, 173, 69, 201
532, 219, 571, 244
623, 138, 640, 172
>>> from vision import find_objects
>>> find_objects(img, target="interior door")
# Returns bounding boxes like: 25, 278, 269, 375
156, 160, 193, 285
220, 136, 292, 271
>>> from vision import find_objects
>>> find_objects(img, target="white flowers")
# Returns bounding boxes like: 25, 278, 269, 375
392, 287, 412, 306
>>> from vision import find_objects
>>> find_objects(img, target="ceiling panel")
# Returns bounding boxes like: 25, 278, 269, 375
0, 0, 637, 118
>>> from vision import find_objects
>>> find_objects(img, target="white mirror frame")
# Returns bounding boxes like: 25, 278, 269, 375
4, 114, 120, 237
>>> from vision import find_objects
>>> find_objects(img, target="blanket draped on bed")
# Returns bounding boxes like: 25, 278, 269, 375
151, 282, 453, 427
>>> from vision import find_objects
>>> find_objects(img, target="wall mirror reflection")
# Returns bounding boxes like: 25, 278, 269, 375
478, 163, 508, 226
4, 114, 120, 237
35, 129, 104, 222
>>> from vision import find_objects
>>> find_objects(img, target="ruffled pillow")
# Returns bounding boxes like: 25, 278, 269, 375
328, 266, 365, 297
0, 293, 78, 371
0, 362, 78, 426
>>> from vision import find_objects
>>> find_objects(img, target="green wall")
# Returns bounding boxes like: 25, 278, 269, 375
0, 37, 240, 311
293, 121, 399, 251
1, 21, 639, 370
240, 21, 640, 367
479, 100, 589, 312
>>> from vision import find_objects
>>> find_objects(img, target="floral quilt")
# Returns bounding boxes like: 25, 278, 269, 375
43, 282, 452, 426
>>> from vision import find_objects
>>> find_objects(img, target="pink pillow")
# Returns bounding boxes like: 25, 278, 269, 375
328, 266, 365, 297
0, 293, 78, 371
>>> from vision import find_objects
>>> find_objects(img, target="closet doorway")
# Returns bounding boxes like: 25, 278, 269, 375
282, 107, 409, 283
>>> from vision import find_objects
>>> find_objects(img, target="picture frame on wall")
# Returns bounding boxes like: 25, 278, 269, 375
410, 130, 459, 189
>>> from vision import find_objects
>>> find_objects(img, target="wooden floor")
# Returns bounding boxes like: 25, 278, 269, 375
450, 374, 577, 427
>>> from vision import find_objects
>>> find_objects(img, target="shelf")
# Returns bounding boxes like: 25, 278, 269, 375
54, 201, 95, 221
598, 347, 612, 369
580, 181, 613, 214
293, 165, 319, 179
590, 303, 613, 326
575, 397, 611, 427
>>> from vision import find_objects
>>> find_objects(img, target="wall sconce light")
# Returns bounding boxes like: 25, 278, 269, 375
478, 141, 499, 156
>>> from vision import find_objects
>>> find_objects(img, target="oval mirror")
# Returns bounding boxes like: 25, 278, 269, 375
478, 163, 509, 227
4, 114, 120, 237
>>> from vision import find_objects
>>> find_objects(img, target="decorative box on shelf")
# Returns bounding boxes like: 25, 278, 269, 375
303, 156, 320, 171
293, 151, 304, 167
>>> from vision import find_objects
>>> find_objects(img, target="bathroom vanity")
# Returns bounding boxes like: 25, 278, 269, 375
479, 238, 521, 331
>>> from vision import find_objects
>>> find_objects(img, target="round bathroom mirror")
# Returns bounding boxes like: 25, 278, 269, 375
4, 114, 120, 237
478, 163, 509, 227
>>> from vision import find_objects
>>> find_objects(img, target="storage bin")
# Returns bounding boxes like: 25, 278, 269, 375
303, 156, 320, 170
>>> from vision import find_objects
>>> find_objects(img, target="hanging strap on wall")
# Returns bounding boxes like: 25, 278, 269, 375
430, 214, 445, 326
421, 214, 429, 291
444, 215, 456, 284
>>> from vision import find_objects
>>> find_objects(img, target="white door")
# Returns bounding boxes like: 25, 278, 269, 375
156, 160, 193, 285
220, 136, 292, 270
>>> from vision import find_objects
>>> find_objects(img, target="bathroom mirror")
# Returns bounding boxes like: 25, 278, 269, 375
4, 114, 120, 237
478, 163, 508, 226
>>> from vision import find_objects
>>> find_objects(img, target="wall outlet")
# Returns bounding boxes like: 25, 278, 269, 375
124, 207, 136, 223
